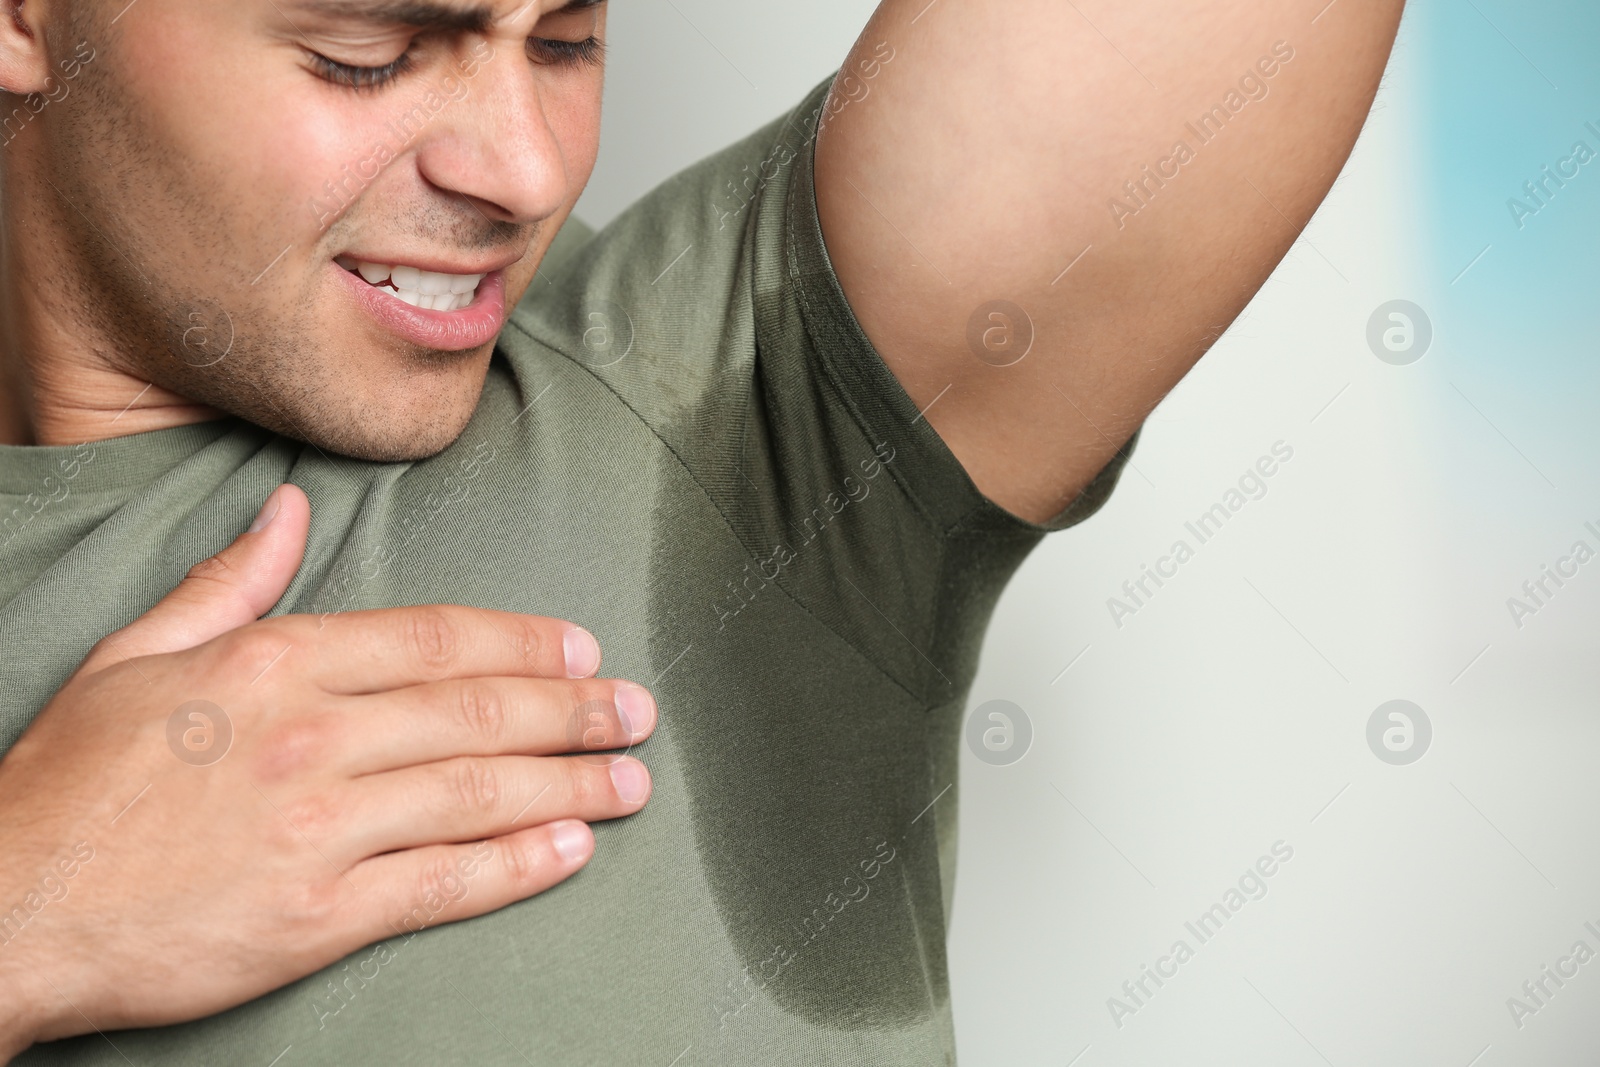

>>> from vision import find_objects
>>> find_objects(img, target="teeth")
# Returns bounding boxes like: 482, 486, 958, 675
385, 289, 473, 312
339, 258, 486, 312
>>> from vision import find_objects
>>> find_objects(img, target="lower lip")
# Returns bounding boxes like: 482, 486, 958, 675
335, 263, 507, 351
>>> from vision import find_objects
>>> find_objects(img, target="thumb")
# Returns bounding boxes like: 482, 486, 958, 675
80, 484, 311, 673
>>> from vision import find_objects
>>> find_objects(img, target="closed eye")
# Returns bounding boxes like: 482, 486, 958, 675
306, 48, 417, 90
306, 33, 604, 91
529, 34, 606, 67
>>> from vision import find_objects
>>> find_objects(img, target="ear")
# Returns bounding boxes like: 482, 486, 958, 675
0, 0, 55, 96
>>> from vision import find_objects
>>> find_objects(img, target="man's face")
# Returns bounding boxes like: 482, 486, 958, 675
37, 0, 606, 459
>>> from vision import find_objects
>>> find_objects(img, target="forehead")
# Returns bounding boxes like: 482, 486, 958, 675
283, 0, 605, 30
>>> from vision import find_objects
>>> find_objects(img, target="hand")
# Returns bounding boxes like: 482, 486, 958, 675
0, 485, 656, 1060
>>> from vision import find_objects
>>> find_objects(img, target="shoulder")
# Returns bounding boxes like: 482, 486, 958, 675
497, 75, 837, 431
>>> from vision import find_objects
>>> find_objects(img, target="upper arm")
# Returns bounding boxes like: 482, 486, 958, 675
813, 0, 1404, 522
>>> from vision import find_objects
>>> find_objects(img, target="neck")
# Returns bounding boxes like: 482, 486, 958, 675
0, 167, 222, 448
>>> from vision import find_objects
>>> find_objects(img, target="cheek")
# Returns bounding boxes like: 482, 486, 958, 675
261, 108, 358, 211
114, 19, 362, 247
546, 80, 605, 188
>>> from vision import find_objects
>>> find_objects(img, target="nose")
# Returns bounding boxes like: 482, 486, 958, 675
412, 47, 575, 225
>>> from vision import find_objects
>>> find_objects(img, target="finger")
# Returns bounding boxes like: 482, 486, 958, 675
348, 820, 595, 945
336, 754, 651, 860
271, 605, 601, 693
334, 677, 657, 775
77, 484, 311, 675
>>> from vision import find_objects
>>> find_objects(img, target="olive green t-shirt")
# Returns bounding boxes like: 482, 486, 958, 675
0, 71, 1134, 1066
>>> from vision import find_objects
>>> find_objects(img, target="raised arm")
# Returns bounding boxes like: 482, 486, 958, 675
815, 0, 1405, 522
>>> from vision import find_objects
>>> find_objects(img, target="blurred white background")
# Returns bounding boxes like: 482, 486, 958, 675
579, 2, 1600, 1063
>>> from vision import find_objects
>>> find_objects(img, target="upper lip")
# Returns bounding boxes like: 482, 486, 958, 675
334, 251, 524, 276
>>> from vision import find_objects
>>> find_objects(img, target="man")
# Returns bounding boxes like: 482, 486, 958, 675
0, 0, 1402, 1062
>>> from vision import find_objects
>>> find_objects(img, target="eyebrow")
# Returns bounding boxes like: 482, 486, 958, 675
296, 0, 606, 34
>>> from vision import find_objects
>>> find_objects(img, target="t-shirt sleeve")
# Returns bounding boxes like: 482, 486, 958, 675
769, 72, 1139, 538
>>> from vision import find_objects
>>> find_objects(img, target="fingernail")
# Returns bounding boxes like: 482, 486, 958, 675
247, 488, 282, 533
610, 758, 650, 805
614, 683, 656, 740
551, 820, 591, 862
563, 627, 600, 677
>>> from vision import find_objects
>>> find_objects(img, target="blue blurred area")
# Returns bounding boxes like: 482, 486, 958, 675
1418, 0, 1599, 391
